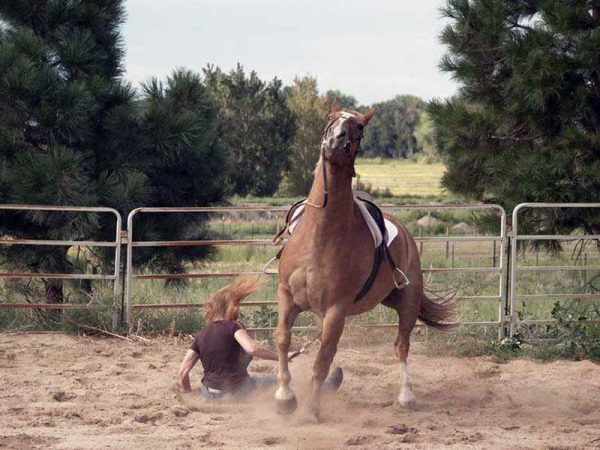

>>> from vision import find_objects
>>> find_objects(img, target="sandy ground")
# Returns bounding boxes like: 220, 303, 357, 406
1, 331, 600, 450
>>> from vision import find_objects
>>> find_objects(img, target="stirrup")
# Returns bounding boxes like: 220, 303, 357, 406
392, 268, 410, 289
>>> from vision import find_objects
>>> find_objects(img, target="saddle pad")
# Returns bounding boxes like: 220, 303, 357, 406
288, 199, 399, 248
383, 218, 398, 247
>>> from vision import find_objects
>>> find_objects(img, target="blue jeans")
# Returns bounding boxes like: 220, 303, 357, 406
200, 375, 278, 400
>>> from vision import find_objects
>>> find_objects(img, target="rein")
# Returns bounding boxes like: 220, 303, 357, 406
305, 146, 329, 209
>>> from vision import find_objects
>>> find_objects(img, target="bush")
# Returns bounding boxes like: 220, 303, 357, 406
546, 302, 600, 360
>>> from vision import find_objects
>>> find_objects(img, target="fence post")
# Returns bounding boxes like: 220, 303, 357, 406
498, 234, 511, 340
124, 209, 138, 330
112, 230, 127, 331
445, 226, 449, 259
583, 252, 588, 289
508, 209, 520, 338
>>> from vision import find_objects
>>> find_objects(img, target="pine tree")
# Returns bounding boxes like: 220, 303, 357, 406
0, 2, 226, 317
133, 69, 226, 276
431, 0, 600, 233
0, 0, 130, 310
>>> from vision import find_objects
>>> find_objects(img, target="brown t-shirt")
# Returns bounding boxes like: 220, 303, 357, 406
190, 320, 249, 390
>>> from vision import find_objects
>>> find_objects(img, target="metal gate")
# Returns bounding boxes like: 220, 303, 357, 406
0, 205, 122, 328
124, 203, 508, 335
509, 203, 600, 337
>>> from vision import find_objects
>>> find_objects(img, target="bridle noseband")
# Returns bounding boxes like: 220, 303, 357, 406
305, 112, 364, 209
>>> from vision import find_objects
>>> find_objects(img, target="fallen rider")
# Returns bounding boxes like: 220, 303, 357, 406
177, 276, 343, 400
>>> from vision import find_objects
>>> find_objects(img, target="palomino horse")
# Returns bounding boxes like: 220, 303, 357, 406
274, 103, 454, 422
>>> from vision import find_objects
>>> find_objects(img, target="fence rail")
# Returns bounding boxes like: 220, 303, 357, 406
2, 202, 599, 339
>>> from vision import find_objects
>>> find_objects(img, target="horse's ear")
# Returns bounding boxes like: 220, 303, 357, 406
330, 97, 341, 114
363, 109, 375, 125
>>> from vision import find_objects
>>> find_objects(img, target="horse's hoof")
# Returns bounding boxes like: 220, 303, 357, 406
297, 411, 320, 425
397, 390, 417, 410
275, 396, 298, 415
398, 398, 417, 410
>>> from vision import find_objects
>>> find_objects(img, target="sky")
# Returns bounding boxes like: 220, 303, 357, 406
122, 0, 458, 105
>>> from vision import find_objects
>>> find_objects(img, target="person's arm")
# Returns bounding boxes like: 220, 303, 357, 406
234, 328, 280, 361
178, 349, 200, 392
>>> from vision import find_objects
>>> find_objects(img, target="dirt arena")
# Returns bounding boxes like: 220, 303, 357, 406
1, 331, 600, 450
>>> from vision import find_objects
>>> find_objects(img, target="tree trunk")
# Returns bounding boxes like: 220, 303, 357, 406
44, 280, 64, 323
45, 280, 64, 303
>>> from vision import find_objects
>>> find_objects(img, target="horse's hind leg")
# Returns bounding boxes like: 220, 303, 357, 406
382, 286, 420, 408
274, 285, 301, 414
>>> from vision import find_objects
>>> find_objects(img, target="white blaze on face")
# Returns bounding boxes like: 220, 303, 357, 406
331, 120, 347, 143
323, 112, 356, 152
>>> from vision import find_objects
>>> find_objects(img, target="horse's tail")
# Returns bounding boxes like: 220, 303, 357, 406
419, 291, 456, 331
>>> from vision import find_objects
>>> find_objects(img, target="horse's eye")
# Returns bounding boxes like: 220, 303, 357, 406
357, 124, 364, 131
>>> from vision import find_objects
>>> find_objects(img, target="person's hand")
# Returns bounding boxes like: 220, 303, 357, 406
177, 380, 191, 393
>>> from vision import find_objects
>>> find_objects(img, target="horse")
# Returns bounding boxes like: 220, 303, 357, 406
273, 102, 454, 422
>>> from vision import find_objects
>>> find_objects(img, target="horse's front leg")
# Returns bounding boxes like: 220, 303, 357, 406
307, 304, 346, 422
274, 285, 301, 414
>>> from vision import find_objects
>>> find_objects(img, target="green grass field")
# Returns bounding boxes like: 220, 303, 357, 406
354, 157, 447, 198
231, 157, 453, 206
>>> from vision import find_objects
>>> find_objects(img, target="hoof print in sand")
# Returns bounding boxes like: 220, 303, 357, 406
387, 424, 419, 443
172, 407, 189, 417
346, 434, 376, 446
52, 391, 77, 402
134, 412, 163, 425
263, 437, 285, 446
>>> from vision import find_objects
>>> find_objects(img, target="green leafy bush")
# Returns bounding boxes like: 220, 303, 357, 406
547, 302, 600, 360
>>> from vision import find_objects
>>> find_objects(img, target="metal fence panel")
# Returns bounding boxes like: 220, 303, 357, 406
0, 205, 122, 329
509, 203, 600, 337
125, 203, 507, 335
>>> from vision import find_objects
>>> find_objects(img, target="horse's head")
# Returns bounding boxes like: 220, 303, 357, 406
321, 100, 375, 170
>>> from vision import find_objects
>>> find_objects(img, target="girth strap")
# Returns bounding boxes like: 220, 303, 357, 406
353, 243, 385, 303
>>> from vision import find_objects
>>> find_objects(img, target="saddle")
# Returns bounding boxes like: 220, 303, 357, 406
273, 196, 409, 303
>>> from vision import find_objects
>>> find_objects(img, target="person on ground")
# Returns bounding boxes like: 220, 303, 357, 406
177, 276, 343, 400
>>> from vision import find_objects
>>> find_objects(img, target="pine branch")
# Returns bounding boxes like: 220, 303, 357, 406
506, 18, 535, 33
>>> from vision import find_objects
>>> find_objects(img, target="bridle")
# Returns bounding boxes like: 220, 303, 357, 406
305, 112, 364, 209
